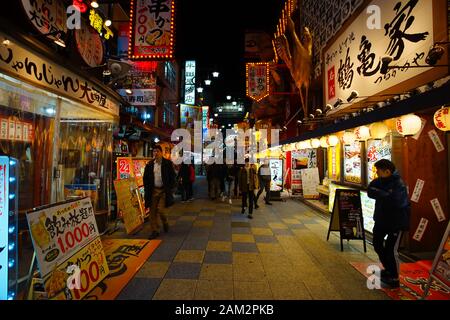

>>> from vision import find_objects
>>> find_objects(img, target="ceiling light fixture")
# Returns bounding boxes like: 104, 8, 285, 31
90, 1, 99, 9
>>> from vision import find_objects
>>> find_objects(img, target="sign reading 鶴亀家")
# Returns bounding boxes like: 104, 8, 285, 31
246, 63, 270, 102
0, 31, 120, 116
129, 0, 175, 60
324, 0, 436, 110
26, 198, 100, 279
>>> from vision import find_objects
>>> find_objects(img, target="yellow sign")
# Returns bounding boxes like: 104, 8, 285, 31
113, 178, 145, 234
327, 142, 341, 182
44, 237, 109, 300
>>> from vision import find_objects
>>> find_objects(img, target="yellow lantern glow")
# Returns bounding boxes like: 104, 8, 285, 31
342, 131, 356, 145
327, 135, 339, 147
434, 106, 450, 132
396, 114, 422, 136
303, 140, 312, 149
320, 136, 329, 148
370, 122, 389, 140
311, 138, 321, 148
354, 126, 371, 141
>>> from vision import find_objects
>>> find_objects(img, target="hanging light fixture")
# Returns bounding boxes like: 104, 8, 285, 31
354, 126, 371, 141
204, 79, 212, 86
320, 136, 329, 148
90, 1, 99, 8
212, 72, 219, 78
396, 114, 422, 136
303, 140, 312, 149
327, 135, 339, 147
370, 122, 390, 140
433, 106, 450, 132
311, 138, 321, 148
197, 87, 204, 93
342, 131, 356, 145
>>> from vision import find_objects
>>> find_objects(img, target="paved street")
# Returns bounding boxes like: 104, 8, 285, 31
107, 177, 388, 300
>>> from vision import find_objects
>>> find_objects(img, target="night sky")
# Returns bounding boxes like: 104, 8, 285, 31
175, 0, 284, 100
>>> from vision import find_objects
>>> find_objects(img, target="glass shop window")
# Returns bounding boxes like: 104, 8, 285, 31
0, 74, 56, 216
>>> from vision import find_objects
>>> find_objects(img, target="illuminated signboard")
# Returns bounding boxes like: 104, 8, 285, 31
184, 60, 196, 105
89, 9, 114, 40
202, 106, 209, 138
0, 157, 18, 300
269, 159, 283, 192
129, 0, 176, 60
367, 137, 392, 184
246, 62, 270, 102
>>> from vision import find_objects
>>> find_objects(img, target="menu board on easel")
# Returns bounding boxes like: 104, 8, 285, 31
423, 221, 450, 298
113, 178, 144, 235
327, 189, 366, 252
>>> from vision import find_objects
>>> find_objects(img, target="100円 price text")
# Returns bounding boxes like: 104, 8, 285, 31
175, 304, 275, 317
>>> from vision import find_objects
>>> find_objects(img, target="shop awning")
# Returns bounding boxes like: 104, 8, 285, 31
281, 78, 450, 145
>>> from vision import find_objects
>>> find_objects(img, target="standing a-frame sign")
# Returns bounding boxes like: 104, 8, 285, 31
423, 221, 450, 299
327, 189, 367, 252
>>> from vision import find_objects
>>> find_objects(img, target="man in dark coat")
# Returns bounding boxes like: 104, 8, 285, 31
143, 145, 176, 239
177, 162, 191, 202
368, 159, 410, 288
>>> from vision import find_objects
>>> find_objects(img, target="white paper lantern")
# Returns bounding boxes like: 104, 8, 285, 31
327, 135, 339, 147
303, 140, 312, 149
396, 114, 422, 136
342, 131, 356, 145
295, 142, 302, 150
370, 122, 389, 140
354, 126, 371, 141
434, 107, 450, 132
311, 138, 321, 148
319, 136, 329, 148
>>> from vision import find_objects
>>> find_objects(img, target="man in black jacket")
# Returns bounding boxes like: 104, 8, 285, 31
143, 145, 176, 239
368, 159, 410, 288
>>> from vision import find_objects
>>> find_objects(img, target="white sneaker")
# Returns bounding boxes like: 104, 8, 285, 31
222, 195, 226, 202
228, 199, 232, 204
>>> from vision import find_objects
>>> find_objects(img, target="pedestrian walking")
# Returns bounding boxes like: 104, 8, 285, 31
210, 163, 221, 200
225, 164, 234, 204
239, 158, 259, 219
188, 163, 195, 201
177, 162, 191, 203
143, 145, 176, 240
255, 159, 272, 209
367, 159, 410, 288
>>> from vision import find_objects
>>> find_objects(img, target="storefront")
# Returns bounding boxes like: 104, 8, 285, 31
0, 31, 120, 230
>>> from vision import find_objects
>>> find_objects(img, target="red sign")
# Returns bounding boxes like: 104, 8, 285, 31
129, 0, 176, 60
75, 20, 104, 67
328, 67, 336, 100
73, 0, 88, 13
246, 63, 270, 102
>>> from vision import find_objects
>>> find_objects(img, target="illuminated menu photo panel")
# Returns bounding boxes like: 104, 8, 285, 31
344, 141, 362, 184
129, 0, 176, 60
367, 137, 392, 184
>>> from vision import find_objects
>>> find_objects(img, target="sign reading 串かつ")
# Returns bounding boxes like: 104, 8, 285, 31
26, 198, 100, 278
325, 0, 435, 109
269, 159, 283, 192
246, 63, 270, 102
129, 0, 175, 59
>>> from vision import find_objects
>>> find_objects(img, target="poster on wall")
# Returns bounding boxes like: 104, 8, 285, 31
269, 159, 283, 192
26, 198, 100, 279
113, 178, 144, 234
129, 0, 175, 60
291, 149, 317, 192
327, 143, 341, 182
367, 137, 392, 183
301, 168, 320, 199
324, 0, 436, 110
344, 142, 362, 184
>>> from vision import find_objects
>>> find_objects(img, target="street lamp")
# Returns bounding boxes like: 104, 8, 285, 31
226, 96, 231, 100
197, 87, 204, 93
212, 72, 219, 78
204, 79, 211, 86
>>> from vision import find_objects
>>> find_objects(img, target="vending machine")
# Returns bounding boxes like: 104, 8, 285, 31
0, 156, 18, 300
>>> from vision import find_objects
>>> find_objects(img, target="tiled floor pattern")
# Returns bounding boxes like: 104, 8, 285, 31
108, 177, 388, 300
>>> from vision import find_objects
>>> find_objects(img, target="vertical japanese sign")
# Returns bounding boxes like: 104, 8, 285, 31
246, 63, 270, 102
129, 0, 175, 60
324, 0, 436, 108
0, 158, 9, 300
202, 106, 209, 138
269, 159, 283, 192
184, 60, 196, 105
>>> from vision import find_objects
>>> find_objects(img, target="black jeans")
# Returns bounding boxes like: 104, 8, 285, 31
255, 181, 270, 205
373, 224, 403, 278
182, 182, 193, 201
242, 191, 255, 214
